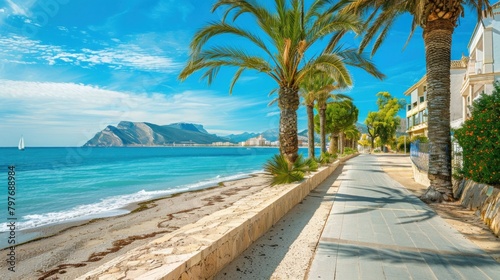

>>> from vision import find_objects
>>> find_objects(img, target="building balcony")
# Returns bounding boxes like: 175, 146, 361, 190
406, 122, 428, 134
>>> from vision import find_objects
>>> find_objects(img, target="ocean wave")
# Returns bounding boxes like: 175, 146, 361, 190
0, 171, 260, 232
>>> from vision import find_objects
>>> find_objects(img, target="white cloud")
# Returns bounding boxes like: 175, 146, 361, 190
57, 26, 69, 32
6, 0, 28, 16
0, 80, 266, 146
0, 35, 182, 73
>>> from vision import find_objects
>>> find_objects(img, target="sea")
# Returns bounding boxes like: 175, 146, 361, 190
0, 146, 312, 248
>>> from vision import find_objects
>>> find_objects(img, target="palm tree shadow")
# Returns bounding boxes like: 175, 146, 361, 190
332, 185, 436, 223
318, 241, 498, 269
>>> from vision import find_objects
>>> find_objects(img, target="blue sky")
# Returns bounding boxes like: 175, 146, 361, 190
0, 0, 482, 147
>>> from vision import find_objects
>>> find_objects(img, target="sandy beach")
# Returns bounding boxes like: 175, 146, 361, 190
2, 154, 498, 280
0, 173, 272, 280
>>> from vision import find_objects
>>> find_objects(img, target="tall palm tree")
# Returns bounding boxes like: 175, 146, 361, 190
344, 124, 361, 149
315, 84, 352, 154
342, 0, 492, 202
300, 73, 347, 158
179, 0, 380, 167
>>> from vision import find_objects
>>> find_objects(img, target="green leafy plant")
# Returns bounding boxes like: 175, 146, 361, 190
304, 157, 319, 173
455, 82, 500, 185
264, 154, 317, 186
410, 135, 428, 143
397, 135, 411, 153
342, 147, 356, 156
317, 152, 337, 165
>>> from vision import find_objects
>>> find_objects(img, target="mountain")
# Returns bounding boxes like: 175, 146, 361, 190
355, 122, 368, 135
223, 128, 279, 143
261, 128, 279, 142
298, 129, 321, 143
84, 121, 228, 147
164, 123, 208, 134
223, 132, 260, 143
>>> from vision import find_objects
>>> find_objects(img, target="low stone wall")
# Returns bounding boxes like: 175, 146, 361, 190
411, 162, 430, 187
77, 155, 356, 280
455, 180, 500, 236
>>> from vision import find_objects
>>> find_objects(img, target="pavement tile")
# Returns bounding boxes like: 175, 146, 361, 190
308, 154, 500, 280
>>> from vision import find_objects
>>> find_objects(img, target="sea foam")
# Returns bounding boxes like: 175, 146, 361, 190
0, 171, 258, 231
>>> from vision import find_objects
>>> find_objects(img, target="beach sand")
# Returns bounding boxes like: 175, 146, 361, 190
0, 173, 272, 280
4, 154, 497, 280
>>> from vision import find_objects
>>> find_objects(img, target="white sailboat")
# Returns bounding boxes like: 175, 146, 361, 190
18, 136, 25, 151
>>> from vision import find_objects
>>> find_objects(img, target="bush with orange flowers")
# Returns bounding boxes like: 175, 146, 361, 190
455, 82, 500, 185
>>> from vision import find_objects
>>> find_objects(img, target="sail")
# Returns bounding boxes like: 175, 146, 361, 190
18, 136, 25, 150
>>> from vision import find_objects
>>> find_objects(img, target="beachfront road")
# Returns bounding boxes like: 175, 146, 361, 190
308, 154, 500, 280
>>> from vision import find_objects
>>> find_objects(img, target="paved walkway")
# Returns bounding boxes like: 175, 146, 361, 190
308, 154, 500, 280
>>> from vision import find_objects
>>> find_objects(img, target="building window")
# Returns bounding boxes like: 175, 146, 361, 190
407, 117, 413, 128
407, 104, 411, 111
419, 96, 425, 103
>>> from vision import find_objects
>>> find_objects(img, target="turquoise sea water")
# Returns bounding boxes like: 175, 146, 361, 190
0, 146, 314, 246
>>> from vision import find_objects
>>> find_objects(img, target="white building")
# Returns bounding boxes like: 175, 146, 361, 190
460, 2, 500, 124
244, 135, 267, 146
405, 2, 500, 134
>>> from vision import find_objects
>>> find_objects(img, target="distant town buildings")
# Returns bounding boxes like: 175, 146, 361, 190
212, 141, 235, 146
404, 2, 500, 137
240, 135, 272, 146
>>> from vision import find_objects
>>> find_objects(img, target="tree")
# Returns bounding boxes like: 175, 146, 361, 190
344, 124, 361, 150
300, 73, 338, 159
365, 92, 404, 150
397, 135, 411, 153
180, 0, 371, 167
313, 81, 352, 155
358, 133, 371, 151
315, 99, 358, 156
340, 1, 492, 202
365, 112, 380, 149
455, 82, 500, 185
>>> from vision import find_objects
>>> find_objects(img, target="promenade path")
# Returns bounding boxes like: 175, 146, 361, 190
308, 154, 500, 280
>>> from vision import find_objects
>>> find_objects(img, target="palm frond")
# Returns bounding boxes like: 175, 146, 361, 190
336, 48, 385, 80
190, 22, 273, 58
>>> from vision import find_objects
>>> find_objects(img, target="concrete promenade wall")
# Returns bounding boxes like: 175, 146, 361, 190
411, 162, 430, 187
455, 180, 500, 236
78, 155, 356, 280
408, 162, 499, 236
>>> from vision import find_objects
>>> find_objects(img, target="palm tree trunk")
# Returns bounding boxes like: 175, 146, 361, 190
421, 19, 454, 203
339, 132, 344, 155
307, 104, 315, 159
320, 107, 327, 154
329, 133, 339, 156
278, 87, 300, 166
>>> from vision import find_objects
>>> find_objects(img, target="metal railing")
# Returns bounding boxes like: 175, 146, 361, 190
452, 141, 463, 172
410, 141, 429, 171
410, 140, 463, 174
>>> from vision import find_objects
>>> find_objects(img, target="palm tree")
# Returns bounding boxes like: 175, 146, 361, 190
315, 83, 352, 154
300, 73, 345, 159
344, 123, 361, 150
342, 0, 492, 202
179, 0, 377, 167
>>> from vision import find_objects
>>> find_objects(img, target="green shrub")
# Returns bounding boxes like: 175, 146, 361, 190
410, 135, 428, 143
317, 152, 337, 164
397, 135, 410, 152
264, 154, 317, 186
304, 157, 319, 173
342, 147, 356, 156
455, 82, 500, 185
